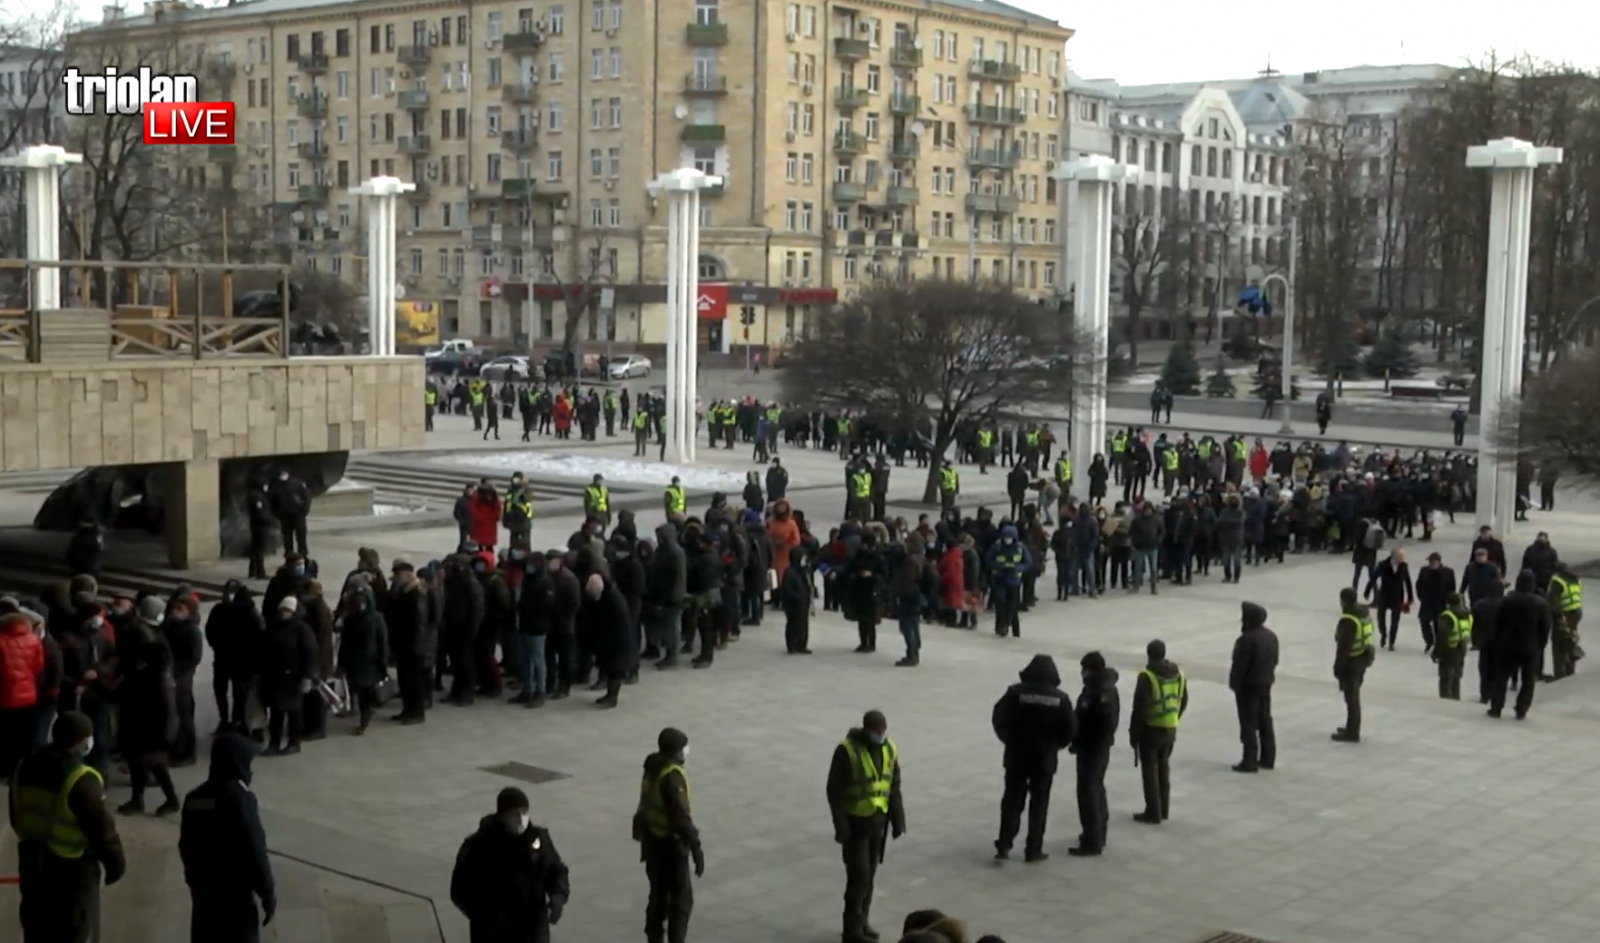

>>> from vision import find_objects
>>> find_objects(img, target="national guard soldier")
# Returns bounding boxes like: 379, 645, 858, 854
1332, 587, 1376, 742
938, 460, 961, 516
1053, 452, 1073, 498
826, 710, 905, 943
663, 476, 688, 520
585, 474, 612, 530
634, 408, 652, 456
1129, 639, 1187, 824
1547, 562, 1584, 679
1433, 593, 1472, 700
848, 465, 873, 523
634, 727, 702, 943
503, 473, 534, 549
424, 380, 438, 432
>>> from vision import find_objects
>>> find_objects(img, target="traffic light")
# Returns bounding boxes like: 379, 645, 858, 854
738, 305, 756, 326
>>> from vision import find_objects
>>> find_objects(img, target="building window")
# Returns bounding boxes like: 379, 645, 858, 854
695, 0, 718, 25
698, 256, 724, 279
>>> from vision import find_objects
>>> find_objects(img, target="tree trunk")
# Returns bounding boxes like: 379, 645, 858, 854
920, 428, 956, 504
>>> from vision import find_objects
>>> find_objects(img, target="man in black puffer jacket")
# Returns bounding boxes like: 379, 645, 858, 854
990, 654, 1075, 862
1070, 652, 1119, 856
1228, 601, 1279, 772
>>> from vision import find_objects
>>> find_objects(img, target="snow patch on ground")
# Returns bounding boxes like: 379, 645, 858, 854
442, 452, 746, 490
373, 503, 419, 516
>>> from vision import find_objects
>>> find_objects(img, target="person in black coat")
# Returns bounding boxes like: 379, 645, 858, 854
1414, 552, 1457, 653
259, 597, 318, 755
1364, 548, 1415, 650
514, 553, 553, 707
780, 546, 813, 654
1469, 526, 1508, 577
581, 572, 632, 709
1471, 585, 1505, 704
1487, 570, 1554, 719
268, 469, 311, 558
644, 522, 688, 667
608, 536, 647, 682
161, 596, 205, 767
179, 733, 275, 943
990, 654, 1075, 861
1070, 651, 1119, 856
766, 458, 789, 502
443, 555, 486, 706
336, 585, 390, 733
114, 641, 182, 816
384, 559, 432, 723
1228, 601, 1279, 772
206, 582, 263, 733
845, 532, 886, 653
450, 787, 570, 943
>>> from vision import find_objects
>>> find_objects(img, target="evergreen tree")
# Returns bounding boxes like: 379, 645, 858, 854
1364, 330, 1421, 379
1160, 341, 1202, 396
1316, 334, 1363, 379
1206, 360, 1237, 398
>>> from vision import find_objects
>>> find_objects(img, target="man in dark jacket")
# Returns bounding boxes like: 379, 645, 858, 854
205, 583, 263, 733
385, 559, 432, 723
1070, 652, 1119, 856
268, 469, 311, 558
9, 712, 126, 943
1461, 545, 1504, 605
1488, 570, 1554, 719
1129, 640, 1187, 823
1469, 525, 1508, 576
442, 555, 485, 706
1332, 587, 1375, 742
1364, 547, 1414, 651
450, 786, 570, 943
1228, 602, 1279, 772
826, 710, 905, 943
633, 727, 702, 943
547, 554, 582, 697
514, 553, 553, 707
1471, 585, 1506, 704
162, 596, 205, 766
178, 733, 275, 943
990, 654, 1075, 862
1414, 552, 1457, 654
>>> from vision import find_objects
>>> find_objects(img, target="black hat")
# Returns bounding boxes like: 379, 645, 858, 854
496, 787, 530, 814
657, 727, 689, 755
1080, 651, 1106, 673
51, 711, 93, 748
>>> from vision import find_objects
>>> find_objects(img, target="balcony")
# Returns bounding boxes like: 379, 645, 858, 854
888, 94, 919, 116
702, 183, 727, 198
398, 89, 431, 111
501, 178, 539, 199
684, 74, 728, 95
833, 37, 869, 59
963, 103, 1025, 126
965, 193, 1019, 214
681, 123, 726, 142
295, 93, 328, 119
966, 146, 1018, 170
890, 43, 922, 69
833, 130, 864, 155
398, 133, 432, 155
297, 52, 328, 73
834, 86, 869, 110
968, 59, 1022, 82
208, 144, 238, 163
889, 140, 919, 161
499, 127, 538, 150
501, 82, 539, 104
296, 184, 331, 203
685, 21, 729, 45
205, 59, 236, 83
884, 185, 919, 206
471, 224, 523, 248
405, 181, 431, 201
504, 29, 545, 52
297, 140, 329, 161
398, 44, 431, 66
833, 181, 866, 203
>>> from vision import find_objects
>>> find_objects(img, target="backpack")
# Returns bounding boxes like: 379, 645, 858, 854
1364, 525, 1386, 552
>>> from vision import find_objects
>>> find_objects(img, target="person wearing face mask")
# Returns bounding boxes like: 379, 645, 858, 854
336, 585, 390, 734
826, 710, 905, 943
634, 727, 703, 943
246, 481, 274, 580
985, 526, 1031, 638
1070, 652, 1119, 856
451, 787, 571, 943
9, 711, 126, 943
179, 733, 276, 943
581, 571, 631, 709
267, 469, 311, 558
0, 609, 47, 778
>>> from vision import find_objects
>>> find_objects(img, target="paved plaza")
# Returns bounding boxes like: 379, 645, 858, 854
9, 405, 1600, 943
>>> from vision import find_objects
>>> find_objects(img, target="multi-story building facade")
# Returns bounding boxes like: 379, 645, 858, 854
1060, 64, 1452, 334
0, 44, 67, 260
69, 0, 1072, 351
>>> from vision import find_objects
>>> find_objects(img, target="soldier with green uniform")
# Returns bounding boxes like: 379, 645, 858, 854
1547, 563, 1584, 679
939, 460, 961, 514
633, 727, 702, 943
1433, 593, 1472, 700
1129, 639, 1187, 824
1332, 587, 1376, 742
826, 710, 905, 943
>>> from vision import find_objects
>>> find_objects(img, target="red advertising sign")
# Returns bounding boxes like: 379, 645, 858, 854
696, 283, 728, 320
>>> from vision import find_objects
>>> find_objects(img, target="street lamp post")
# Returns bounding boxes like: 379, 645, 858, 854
1261, 214, 1298, 434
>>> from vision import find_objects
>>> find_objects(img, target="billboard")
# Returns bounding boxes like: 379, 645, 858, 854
396, 301, 440, 346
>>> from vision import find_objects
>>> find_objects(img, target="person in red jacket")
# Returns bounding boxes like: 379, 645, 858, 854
468, 479, 504, 552
0, 611, 47, 774
1248, 440, 1270, 483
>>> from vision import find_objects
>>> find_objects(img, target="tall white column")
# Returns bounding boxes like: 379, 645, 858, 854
0, 145, 83, 312
650, 168, 721, 465
1466, 139, 1562, 537
351, 176, 415, 356
1054, 157, 1139, 493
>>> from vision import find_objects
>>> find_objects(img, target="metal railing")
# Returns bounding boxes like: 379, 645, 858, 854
0, 259, 295, 362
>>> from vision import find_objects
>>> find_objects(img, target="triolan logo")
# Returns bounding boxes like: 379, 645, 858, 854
61, 66, 234, 145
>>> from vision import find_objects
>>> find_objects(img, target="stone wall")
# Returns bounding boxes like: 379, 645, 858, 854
0, 356, 426, 473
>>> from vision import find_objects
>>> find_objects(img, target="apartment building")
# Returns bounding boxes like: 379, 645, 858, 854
69, 0, 1072, 350
0, 44, 66, 257
1059, 64, 1452, 329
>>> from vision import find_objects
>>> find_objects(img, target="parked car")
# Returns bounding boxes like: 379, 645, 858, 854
480, 355, 533, 381
426, 350, 482, 376
608, 354, 653, 379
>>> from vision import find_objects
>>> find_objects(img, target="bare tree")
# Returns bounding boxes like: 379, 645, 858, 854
1112, 200, 1194, 365
1492, 350, 1600, 486
546, 230, 615, 359
780, 277, 1097, 502
0, 0, 71, 271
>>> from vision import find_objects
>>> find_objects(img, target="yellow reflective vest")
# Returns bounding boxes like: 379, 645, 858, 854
586, 485, 610, 512
1552, 575, 1583, 613
1341, 613, 1375, 656
638, 763, 690, 839
1140, 669, 1184, 728
10, 761, 102, 859
851, 471, 872, 498
940, 466, 960, 493
839, 738, 897, 818
424, 388, 438, 406
664, 485, 686, 514
1441, 610, 1472, 649
1054, 457, 1073, 483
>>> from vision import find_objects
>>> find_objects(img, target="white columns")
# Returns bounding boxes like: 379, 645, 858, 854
1054, 156, 1139, 493
650, 168, 722, 465
350, 176, 415, 356
1466, 138, 1562, 537
0, 145, 83, 312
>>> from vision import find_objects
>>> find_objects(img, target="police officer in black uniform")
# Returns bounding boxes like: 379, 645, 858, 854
178, 733, 276, 943
990, 654, 1075, 862
1070, 652, 1120, 856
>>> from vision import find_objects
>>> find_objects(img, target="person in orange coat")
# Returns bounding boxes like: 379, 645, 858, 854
553, 394, 573, 439
1248, 440, 1271, 483
766, 500, 801, 600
